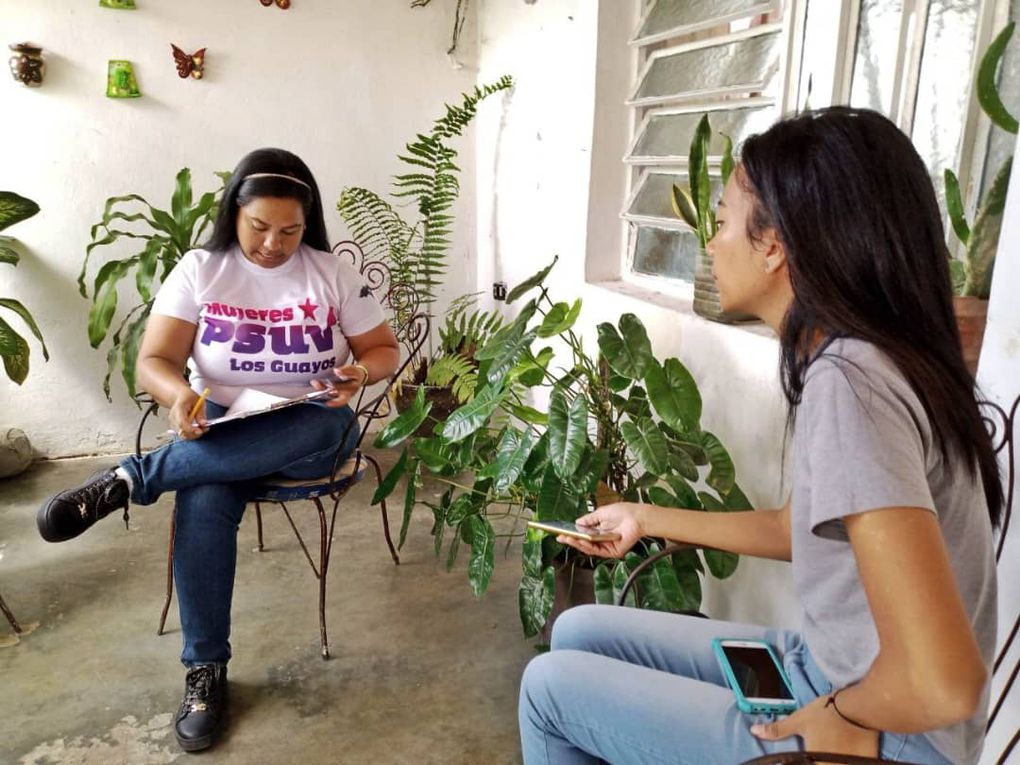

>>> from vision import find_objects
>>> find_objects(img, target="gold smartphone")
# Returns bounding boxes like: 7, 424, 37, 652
526, 519, 621, 542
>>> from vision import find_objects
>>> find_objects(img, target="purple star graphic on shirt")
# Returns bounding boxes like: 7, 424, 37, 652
298, 298, 318, 320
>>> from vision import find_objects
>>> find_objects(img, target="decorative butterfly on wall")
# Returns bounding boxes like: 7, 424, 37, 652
259, 0, 291, 8
170, 45, 206, 80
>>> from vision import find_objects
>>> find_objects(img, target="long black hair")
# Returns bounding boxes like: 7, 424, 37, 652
205, 147, 330, 253
741, 106, 1003, 527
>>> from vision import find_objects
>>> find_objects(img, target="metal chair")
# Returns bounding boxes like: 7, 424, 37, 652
616, 394, 1019, 765
135, 241, 429, 659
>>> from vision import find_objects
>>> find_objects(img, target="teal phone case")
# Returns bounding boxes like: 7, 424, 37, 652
711, 638, 798, 714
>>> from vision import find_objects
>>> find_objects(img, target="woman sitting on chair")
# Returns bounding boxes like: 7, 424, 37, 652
518, 108, 1001, 765
37, 147, 400, 752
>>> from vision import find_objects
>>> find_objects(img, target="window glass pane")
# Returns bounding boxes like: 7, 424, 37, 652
631, 106, 774, 161
849, 0, 904, 114
981, 0, 1020, 198
632, 225, 699, 281
628, 172, 724, 221
911, 0, 980, 216
634, 32, 782, 103
636, 0, 777, 42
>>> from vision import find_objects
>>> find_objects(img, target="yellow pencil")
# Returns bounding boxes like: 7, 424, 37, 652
188, 387, 210, 423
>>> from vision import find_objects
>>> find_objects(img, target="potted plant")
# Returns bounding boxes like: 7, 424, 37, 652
670, 114, 756, 324
370, 259, 751, 638
944, 21, 1016, 375
337, 76, 513, 427
0, 191, 48, 384
78, 168, 228, 399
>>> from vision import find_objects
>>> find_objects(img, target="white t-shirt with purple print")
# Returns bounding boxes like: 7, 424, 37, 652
151, 245, 386, 407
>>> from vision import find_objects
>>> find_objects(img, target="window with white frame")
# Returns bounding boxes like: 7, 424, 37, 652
622, 0, 1017, 285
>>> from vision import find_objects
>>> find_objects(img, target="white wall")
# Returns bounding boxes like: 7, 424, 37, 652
0, 0, 481, 456
476, 0, 799, 628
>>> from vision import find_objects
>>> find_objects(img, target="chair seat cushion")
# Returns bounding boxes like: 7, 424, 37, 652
254, 458, 365, 502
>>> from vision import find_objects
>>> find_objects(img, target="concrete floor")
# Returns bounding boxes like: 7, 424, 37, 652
1, 452, 535, 764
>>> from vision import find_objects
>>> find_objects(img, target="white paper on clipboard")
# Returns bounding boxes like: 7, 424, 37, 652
203, 387, 333, 428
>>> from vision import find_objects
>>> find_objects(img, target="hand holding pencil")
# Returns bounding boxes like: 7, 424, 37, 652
170, 386, 211, 441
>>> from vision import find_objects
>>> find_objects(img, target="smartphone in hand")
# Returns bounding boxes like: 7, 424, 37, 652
712, 638, 798, 714
526, 519, 622, 542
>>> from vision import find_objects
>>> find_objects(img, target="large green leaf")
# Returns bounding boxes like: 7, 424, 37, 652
374, 387, 433, 447
518, 566, 555, 638
665, 475, 702, 509
720, 132, 735, 186
399, 458, 420, 549
135, 238, 162, 302
698, 492, 740, 579
536, 463, 582, 521
548, 388, 588, 478
484, 328, 537, 384
170, 168, 193, 227
690, 114, 713, 246
441, 383, 505, 443
466, 515, 496, 596
637, 545, 686, 612
87, 260, 133, 348
620, 417, 669, 474
597, 314, 654, 379
671, 184, 698, 229
479, 427, 537, 493
977, 22, 1018, 134
943, 169, 970, 246
612, 560, 637, 607
645, 357, 702, 432
700, 431, 736, 495
537, 299, 582, 338
371, 447, 410, 505
0, 298, 48, 360
963, 157, 1012, 299
118, 310, 148, 397
671, 548, 704, 611
0, 192, 40, 233
0, 237, 20, 265
506, 256, 558, 303
593, 561, 616, 605
0, 316, 30, 384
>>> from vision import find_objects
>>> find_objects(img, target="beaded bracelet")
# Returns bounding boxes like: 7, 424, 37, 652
825, 688, 872, 730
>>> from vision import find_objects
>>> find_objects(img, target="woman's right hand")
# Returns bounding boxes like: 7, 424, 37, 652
168, 388, 208, 440
557, 502, 647, 559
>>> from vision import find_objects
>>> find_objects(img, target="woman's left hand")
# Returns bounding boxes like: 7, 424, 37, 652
751, 694, 879, 758
310, 364, 367, 408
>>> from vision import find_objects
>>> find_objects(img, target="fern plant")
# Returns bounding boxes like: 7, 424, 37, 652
425, 291, 507, 402
338, 75, 513, 340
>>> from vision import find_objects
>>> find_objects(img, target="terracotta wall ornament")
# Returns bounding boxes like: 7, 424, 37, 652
106, 60, 141, 98
259, 0, 292, 8
99, 0, 137, 8
171, 45, 206, 79
8, 43, 45, 87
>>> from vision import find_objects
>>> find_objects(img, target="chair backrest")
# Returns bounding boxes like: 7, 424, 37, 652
980, 394, 1019, 765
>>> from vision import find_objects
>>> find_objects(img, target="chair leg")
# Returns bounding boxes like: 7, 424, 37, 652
255, 502, 265, 552
364, 454, 400, 565
0, 589, 23, 634
157, 504, 177, 635
313, 496, 330, 660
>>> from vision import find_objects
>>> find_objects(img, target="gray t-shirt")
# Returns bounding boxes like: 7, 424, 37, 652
791, 338, 997, 765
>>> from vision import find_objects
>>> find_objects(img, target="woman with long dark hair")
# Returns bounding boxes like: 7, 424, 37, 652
518, 108, 1001, 764
37, 147, 400, 751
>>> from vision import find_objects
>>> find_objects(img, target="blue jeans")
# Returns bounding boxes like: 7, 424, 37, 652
119, 400, 359, 666
519, 604, 953, 764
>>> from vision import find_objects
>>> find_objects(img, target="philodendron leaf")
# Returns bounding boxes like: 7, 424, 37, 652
374, 386, 432, 448
0, 316, 30, 384
620, 417, 670, 475
0, 192, 40, 233
645, 357, 702, 433
638, 544, 686, 613
518, 565, 555, 637
977, 22, 1019, 134
699, 431, 736, 495
612, 559, 637, 607
441, 382, 505, 443
597, 314, 653, 379
506, 255, 559, 303
943, 169, 970, 246
371, 447, 410, 505
670, 548, 704, 611
548, 388, 588, 479
466, 515, 496, 597
699, 492, 740, 579
594, 561, 615, 605
399, 458, 421, 549
537, 299, 582, 338
479, 427, 537, 493
537, 463, 582, 521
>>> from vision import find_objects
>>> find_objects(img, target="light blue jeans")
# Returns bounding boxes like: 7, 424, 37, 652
518, 604, 953, 764
119, 400, 358, 666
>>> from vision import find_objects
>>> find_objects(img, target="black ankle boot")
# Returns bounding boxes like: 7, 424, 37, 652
174, 663, 228, 752
36, 467, 130, 542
